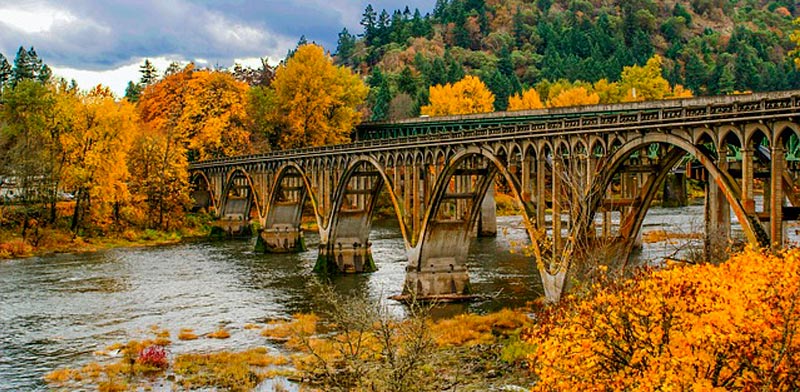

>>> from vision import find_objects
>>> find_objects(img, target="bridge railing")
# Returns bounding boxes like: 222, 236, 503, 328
190, 90, 800, 170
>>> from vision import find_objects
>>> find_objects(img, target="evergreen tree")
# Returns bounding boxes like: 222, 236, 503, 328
0, 54, 11, 90
164, 61, 181, 76
361, 5, 378, 45
37, 64, 52, 83
139, 59, 159, 86
410, 9, 430, 37
487, 70, 513, 111
398, 66, 418, 96
371, 79, 391, 121
12, 46, 35, 85
124, 81, 142, 102
684, 51, 707, 94
336, 28, 356, 65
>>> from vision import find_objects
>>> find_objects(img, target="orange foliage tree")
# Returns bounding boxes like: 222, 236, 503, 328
507, 88, 544, 111
132, 66, 193, 229
527, 248, 800, 391
271, 44, 368, 150
421, 75, 495, 116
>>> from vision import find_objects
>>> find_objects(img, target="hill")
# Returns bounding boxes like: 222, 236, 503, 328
334, 0, 800, 120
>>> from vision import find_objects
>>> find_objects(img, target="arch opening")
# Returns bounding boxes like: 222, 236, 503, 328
316, 156, 408, 274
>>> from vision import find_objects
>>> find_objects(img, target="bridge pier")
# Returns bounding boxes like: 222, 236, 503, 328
404, 221, 472, 299
213, 215, 253, 237
256, 226, 305, 253
315, 240, 375, 274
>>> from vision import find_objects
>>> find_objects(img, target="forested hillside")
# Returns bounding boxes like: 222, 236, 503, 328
335, 0, 800, 119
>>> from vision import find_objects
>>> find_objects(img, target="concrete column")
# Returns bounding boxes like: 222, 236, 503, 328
552, 160, 562, 254
478, 184, 497, 237
704, 153, 731, 262
741, 148, 755, 213
522, 156, 533, 202
403, 221, 472, 299
770, 146, 785, 248
412, 165, 420, 235
662, 173, 688, 208
536, 157, 546, 229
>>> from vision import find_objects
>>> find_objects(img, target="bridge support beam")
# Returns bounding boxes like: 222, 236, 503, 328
704, 180, 730, 262
770, 146, 785, 248
662, 173, 688, 207
477, 185, 497, 237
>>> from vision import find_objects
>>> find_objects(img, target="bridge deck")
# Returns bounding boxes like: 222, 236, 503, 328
191, 90, 800, 170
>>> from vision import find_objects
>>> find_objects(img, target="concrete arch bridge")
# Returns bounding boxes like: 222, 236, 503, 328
189, 90, 800, 301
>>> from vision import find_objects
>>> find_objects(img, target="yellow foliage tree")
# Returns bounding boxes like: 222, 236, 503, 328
619, 55, 673, 102
507, 88, 544, 111
272, 44, 368, 150
790, 18, 800, 69
593, 79, 624, 104
180, 71, 251, 160
547, 86, 599, 108
61, 85, 137, 231
421, 75, 495, 116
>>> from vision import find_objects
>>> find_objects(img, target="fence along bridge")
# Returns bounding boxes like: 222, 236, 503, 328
189, 90, 800, 301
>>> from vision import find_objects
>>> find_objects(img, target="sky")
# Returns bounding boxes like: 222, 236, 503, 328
0, 0, 433, 96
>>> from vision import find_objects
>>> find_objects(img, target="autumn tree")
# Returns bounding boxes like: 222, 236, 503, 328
180, 70, 251, 161
547, 86, 599, 108
271, 44, 369, 150
61, 86, 137, 232
133, 65, 193, 229
421, 75, 495, 116
508, 88, 544, 111
246, 86, 280, 151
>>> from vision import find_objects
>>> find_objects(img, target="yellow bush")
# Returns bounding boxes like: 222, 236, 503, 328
527, 247, 800, 391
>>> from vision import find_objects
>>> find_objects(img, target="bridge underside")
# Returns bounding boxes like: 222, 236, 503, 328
190, 92, 800, 301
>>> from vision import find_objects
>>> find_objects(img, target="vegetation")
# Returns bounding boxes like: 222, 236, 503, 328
0, 44, 367, 259
345, 0, 800, 119
527, 247, 800, 390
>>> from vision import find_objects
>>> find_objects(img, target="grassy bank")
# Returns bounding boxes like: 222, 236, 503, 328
0, 210, 213, 260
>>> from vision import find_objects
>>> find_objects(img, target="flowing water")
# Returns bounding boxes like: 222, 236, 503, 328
0, 202, 792, 391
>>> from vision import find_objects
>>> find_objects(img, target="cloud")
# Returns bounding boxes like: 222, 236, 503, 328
0, 0, 435, 95
0, 0, 297, 70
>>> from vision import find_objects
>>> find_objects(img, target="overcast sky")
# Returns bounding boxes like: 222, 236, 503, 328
0, 0, 433, 95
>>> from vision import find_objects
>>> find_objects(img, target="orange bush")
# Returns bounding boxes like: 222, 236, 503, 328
527, 247, 800, 391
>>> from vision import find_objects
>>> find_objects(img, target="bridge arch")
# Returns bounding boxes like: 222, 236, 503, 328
589, 133, 766, 250
220, 167, 264, 221
265, 162, 322, 225
315, 155, 408, 274
190, 171, 217, 213
407, 146, 541, 297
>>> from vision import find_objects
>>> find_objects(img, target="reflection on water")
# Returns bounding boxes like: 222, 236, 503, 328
1, 202, 783, 390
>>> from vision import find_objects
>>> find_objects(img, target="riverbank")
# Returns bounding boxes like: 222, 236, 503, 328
0, 214, 213, 260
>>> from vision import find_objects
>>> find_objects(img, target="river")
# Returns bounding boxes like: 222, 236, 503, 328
0, 202, 785, 391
